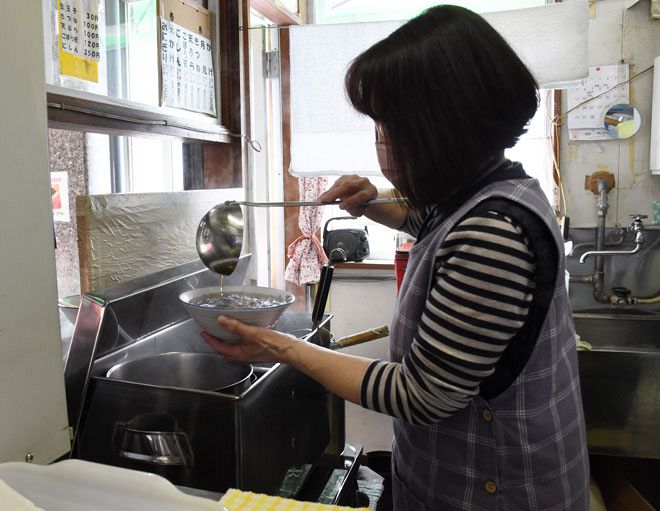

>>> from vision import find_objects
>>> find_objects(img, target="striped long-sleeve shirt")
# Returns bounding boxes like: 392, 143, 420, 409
360, 207, 537, 425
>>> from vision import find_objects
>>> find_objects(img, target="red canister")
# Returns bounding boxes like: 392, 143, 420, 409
394, 242, 414, 293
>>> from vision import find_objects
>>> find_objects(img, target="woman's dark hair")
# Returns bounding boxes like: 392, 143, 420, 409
346, 5, 538, 207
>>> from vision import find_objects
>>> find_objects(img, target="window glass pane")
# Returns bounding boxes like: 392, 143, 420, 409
44, 0, 109, 94
310, 0, 555, 204
44, 0, 218, 116
128, 137, 184, 192
277, 0, 299, 14
86, 133, 113, 194
320, 93, 553, 262
112, 0, 159, 104
307, 1, 554, 264
506, 89, 554, 201
48, 0, 159, 103
313, 0, 546, 24
87, 133, 184, 194
320, 176, 398, 261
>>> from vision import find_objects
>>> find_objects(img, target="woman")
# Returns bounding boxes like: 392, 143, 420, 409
203, 5, 589, 510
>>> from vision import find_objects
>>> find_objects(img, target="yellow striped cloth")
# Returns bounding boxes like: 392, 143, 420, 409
220, 489, 370, 511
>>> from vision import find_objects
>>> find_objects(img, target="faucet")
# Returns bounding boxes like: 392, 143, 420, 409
569, 178, 657, 305
578, 214, 647, 263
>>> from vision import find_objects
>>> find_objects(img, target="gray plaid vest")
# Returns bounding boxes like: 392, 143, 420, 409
390, 178, 589, 511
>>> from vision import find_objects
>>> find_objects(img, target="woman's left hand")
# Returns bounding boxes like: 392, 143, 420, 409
203, 317, 371, 406
201, 315, 299, 364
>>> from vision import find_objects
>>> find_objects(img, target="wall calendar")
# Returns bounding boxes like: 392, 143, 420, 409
567, 64, 629, 141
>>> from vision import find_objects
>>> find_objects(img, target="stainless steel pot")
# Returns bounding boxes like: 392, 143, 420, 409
106, 352, 253, 394
106, 352, 253, 468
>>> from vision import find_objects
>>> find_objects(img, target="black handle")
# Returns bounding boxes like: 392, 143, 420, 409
612, 287, 631, 299
323, 216, 358, 242
312, 265, 334, 326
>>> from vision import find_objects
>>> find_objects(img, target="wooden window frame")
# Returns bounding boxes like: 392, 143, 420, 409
249, 0, 310, 305
251, 0, 304, 25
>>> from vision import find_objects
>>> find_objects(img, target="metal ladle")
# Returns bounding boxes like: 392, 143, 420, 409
196, 197, 406, 276
196, 202, 244, 276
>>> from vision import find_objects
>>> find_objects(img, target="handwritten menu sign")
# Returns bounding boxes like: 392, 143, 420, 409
58, 0, 101, 82
160, 18, 216, 116
567, 64, 629, 141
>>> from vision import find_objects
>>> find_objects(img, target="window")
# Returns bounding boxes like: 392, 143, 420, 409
312, 0, 547, 24
310, 0, 555, 263
506, 90, 554, 202
46, 0, 243, 300
45, 0, 193, 195
276, 0, 300, 15
87, 133, 183, 194
43, 0, 228, 143
320, 176, 399, 262
318, 94, 553, 262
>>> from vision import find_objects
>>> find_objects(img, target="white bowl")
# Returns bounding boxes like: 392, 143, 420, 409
179, 285, 295, 342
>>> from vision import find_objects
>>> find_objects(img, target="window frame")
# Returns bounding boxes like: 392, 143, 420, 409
47, 84, 230, 143
46, 0, 247, 190
44, 0, 235, 145
251, 0, 304, 24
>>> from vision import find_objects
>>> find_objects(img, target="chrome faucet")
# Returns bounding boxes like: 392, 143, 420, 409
568, 177, 656, 305
578, 214, 647, 263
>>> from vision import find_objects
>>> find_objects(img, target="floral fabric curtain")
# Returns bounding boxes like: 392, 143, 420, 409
284, 177, 329, 285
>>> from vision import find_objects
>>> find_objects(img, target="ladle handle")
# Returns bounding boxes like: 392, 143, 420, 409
335, 325, 390, 348
229, 197, 406, 208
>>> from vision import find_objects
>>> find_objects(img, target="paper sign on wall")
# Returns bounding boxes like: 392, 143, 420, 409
51, 172, 70, 223
159, 18, 216, 115
58, 0, 101, 82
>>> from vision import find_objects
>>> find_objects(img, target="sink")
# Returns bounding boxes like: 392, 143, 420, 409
573, 312, 660, 353
573, 311, 660, 459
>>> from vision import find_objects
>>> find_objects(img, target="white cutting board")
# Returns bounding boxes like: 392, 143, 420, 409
0, 460, 225, 511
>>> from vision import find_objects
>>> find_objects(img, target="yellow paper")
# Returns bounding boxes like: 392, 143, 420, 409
58, 0, 99, 82
60, 50, 98, 82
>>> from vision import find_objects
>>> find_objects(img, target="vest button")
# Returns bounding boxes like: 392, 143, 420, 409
485, 480, 497, 494
482, 409, 493, 422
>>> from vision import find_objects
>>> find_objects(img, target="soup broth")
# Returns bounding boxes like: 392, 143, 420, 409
191, 292, 286, 309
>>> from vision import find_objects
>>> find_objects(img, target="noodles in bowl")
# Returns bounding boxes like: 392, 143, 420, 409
179, 285, 295, 342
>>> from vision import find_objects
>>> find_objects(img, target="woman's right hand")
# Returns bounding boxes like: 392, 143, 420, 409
318, 175, 378, 217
